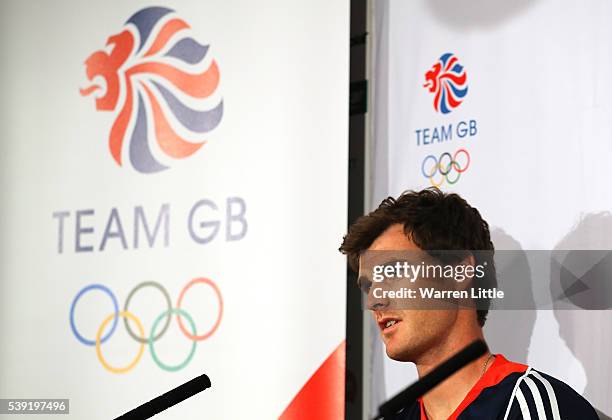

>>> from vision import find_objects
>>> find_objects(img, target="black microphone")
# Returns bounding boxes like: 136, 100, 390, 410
374, 339, 488, 419
114, 373, 211, 420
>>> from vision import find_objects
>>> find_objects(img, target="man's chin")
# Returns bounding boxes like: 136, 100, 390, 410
384, 344, 414, 362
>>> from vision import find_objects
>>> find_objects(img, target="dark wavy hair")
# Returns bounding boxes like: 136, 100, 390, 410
339, 187, 496, 326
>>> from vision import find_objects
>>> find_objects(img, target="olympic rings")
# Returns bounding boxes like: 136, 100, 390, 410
69, 278, 223, 373
421, 148, 471, 187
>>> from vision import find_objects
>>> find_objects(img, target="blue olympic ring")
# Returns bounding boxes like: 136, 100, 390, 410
69, 284, 119, 346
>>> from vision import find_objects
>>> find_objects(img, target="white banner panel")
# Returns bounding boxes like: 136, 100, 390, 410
0, 1, 349, 419
371, 0, 612, 418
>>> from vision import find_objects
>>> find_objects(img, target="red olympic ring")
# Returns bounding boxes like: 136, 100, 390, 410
452, 148, 470, 173
176, 277, 223, 341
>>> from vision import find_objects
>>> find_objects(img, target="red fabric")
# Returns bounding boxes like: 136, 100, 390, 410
419, 354, 527, 420
279, 341, 345, 420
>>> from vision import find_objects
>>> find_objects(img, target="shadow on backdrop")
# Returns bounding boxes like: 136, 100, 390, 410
551, 212, 612, 420
425, 0, 536, 29
485, 228, 536, 365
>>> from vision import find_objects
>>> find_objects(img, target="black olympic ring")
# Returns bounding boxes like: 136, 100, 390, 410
123, 281, 172, 344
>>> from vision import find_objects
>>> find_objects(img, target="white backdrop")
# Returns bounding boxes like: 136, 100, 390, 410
0, 1, 349, 419
370, 0, 612, 418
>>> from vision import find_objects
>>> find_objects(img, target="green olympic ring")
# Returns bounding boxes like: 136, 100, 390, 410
149, 308, 198, 372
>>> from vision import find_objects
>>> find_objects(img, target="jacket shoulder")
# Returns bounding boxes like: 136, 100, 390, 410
505, 369, 599, 419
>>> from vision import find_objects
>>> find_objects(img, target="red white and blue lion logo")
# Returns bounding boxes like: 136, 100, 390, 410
80, 7, 223, 173
423, 53, 468, 114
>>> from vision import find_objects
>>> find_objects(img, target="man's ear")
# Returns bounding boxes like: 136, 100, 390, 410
456, 253, 477, 290
463, 253, 476, 268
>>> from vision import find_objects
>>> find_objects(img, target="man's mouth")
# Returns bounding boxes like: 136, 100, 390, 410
378, 317, 401, 333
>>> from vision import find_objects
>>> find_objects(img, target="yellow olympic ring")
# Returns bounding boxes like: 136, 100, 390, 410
428, 162, 446, 187
95, 311, 145, 374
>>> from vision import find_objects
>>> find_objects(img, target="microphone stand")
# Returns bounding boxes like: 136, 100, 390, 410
114, 373, 211, 419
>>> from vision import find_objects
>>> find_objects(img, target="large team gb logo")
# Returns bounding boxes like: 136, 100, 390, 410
80, 7, 223, 173
423, 53, 468, 114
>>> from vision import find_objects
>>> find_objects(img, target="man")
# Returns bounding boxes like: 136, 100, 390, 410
340, 188, 598, 419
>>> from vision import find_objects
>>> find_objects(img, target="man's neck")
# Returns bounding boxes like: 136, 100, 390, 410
415, 319, 490, 420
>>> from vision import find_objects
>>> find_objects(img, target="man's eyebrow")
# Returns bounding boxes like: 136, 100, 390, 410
370, 258, 412, 268
380, 258, 408, 266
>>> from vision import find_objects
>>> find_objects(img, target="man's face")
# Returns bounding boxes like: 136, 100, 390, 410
361, 224, 458, 362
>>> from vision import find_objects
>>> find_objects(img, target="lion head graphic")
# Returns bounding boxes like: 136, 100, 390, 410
80, 7, 223, 173
423, 53, 468, 114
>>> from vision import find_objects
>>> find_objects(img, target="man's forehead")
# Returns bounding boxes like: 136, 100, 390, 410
367, 224, 420, 251
359, 224, 423, 271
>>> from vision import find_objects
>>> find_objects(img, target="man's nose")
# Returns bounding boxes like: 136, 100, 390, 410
366, 284, 389, 310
